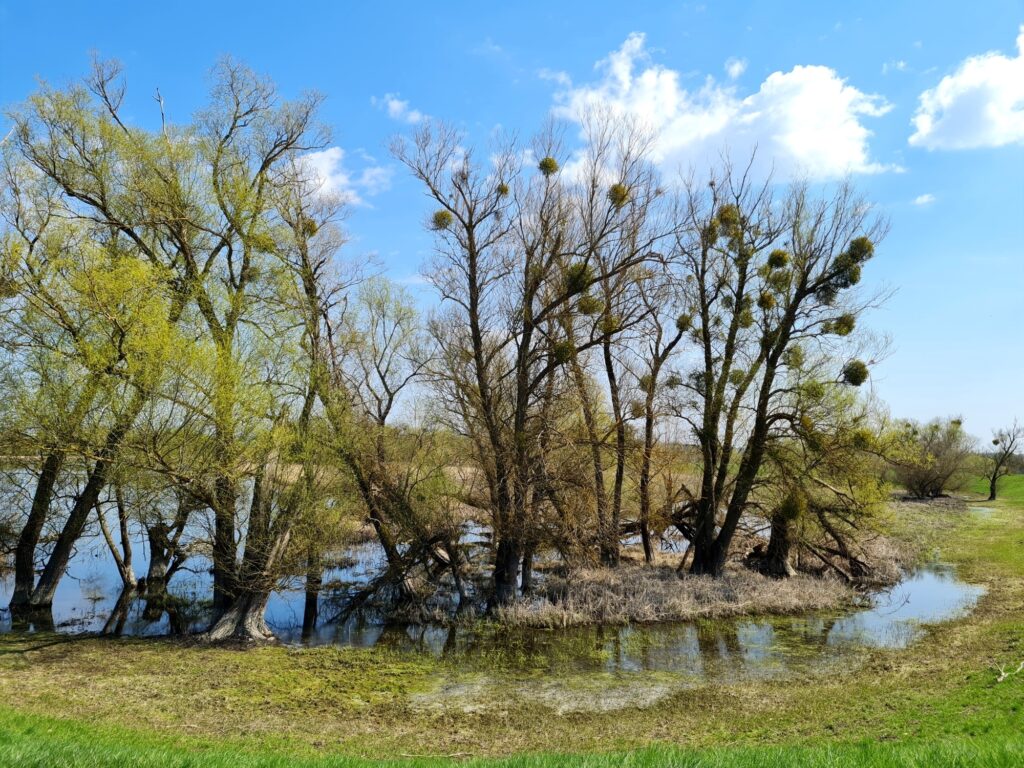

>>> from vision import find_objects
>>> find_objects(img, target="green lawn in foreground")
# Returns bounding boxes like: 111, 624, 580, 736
2, 488, 1023, 766
2, 708, 1022, 768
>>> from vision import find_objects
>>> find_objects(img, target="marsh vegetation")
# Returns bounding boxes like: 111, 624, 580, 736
0, 57, 1021, 768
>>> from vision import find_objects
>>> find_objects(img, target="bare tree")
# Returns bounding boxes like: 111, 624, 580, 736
562, 113, 667, 566
631, 266, 688, 562
986, 421, 1022, 501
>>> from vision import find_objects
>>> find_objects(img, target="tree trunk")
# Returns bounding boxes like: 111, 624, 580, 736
689, 540, 726, 576
142, 524, 174, 621
639, 397, 657, 564
96, 492, 136, 589
443, 539, 470, 613
10, 452, 62, 608
520, 542, 535, 595
688, 496, 724, 575
567, 352, 614, 565
28, 392, 144, 608
490, 537, 521, 608
201, 465, 294, 643
211, 477, 238, 617
640, 523, 654, 564
203, 587, 275, 643
28, 473, 105, 607
302, 548, 321, 640
102, 585, 135, 636
9, 605, 54, 633
988, 473, 998, 501
145, 526, 172, 586
763, 510, 797, 578
602, 336, 625, 568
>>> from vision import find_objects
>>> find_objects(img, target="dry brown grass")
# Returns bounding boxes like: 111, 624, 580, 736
494, 563, 856, 628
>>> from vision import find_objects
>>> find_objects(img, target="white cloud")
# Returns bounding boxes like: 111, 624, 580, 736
910, 26, 1024, 149
397, 272, 431, 287
912, 193, 936, 206
300, 147, 392, 205
356, 165, 394, 197
472, 37, 505, 57
372, 93, 425, 125
538, 68, 572, 87
882, 59, 908, 75
724, 57, 747, 79
550, 33, 896, 179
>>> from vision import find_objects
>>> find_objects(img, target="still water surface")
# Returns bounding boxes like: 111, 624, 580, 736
0, 532, 984, 681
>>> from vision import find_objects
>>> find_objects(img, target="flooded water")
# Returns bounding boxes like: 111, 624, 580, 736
0, 525, 984, 688
275, 564, 984, 674
401, 565, 986, 713
0, 532, 388, 635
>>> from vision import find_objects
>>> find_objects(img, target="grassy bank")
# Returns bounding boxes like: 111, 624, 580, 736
966, 473, 1024, 504
2, 478, 1023, 765
1, 707, 1022, 768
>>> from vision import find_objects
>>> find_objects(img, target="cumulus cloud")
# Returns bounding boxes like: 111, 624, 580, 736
724, 57, 747, 79
550, 33, 895, 179
912, 193, 936, 206
300, 147, 392, 205
372, 93, 425, 124
910, 26, 1024, 149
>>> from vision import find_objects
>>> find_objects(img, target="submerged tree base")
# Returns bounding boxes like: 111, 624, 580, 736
201, 592, 276, 644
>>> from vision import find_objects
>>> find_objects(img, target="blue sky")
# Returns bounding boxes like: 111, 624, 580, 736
2, 1, 1022, 436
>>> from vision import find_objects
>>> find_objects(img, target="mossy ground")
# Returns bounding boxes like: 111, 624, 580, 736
2, 477, 1024, 765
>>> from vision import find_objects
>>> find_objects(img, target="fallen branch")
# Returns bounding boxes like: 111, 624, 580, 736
804, 542, 854, 582
996, 661, 1024, 683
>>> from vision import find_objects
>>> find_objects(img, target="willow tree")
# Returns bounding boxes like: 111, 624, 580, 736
0, 150, 183, 612
671, 167, 887, 576
274, 173, 465, 618
4, 58, 330, 627
757, 378, 891, 580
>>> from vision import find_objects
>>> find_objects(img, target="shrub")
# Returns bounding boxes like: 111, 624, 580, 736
892, 417, 976, 498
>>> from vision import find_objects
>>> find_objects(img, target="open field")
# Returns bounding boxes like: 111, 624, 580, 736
2, 477, 1023, 766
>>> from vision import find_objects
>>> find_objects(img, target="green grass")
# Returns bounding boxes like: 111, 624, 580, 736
2, 488, 1024, 766
966, 473, 1024, 504
2, 708, 1022, 768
